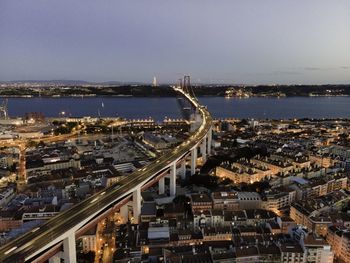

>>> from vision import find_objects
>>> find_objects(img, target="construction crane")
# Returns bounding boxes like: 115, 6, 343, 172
0, 99, 8, 119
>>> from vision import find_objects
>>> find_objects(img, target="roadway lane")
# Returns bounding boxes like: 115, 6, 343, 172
0, 88, 212, 263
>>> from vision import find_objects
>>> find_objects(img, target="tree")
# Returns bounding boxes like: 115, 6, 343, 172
77, 251, 95, 263
26, 140, 38, 148
173, 195, 190, 205
187, 174, 219, 190
221, 178, 233, 185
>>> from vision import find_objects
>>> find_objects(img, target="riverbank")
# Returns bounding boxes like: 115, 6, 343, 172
1, 84, 350, 98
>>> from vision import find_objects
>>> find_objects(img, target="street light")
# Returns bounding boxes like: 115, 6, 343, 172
59, 111, 66, 118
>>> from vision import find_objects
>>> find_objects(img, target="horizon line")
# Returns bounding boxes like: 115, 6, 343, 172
1, 79, 350, 86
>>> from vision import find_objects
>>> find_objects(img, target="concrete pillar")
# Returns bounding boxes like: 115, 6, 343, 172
62, 233, 76, 263
191, 147, 197, 175
48, 255, 61, 263
169, 163, 176, 196
207, 127, 212, 155
119, 202, 130, 223
159, 177, 165, 195
180, 161, 186, 180
132, 188, 141, 224
201, 136, 207, 163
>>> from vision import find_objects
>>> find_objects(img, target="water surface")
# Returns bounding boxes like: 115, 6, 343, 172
3, 96, 350, 120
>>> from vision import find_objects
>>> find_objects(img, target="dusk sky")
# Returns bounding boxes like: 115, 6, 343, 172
1, 0, 350, 84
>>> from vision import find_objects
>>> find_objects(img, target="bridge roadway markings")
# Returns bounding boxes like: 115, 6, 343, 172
0, 88, 212, 262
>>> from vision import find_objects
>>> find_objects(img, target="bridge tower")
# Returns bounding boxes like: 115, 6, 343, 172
183, 75, 191, 94
178, 78, 183, 89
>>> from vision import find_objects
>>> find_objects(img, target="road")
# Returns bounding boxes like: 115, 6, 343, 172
0, 88, 212, 262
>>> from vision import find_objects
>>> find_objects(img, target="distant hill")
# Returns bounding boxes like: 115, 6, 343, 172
0, 80, 148, 85
0, 80, 89, 85
1, 81, 350, 97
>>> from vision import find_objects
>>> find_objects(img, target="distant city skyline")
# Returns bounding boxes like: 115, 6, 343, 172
1, 0, 350, 84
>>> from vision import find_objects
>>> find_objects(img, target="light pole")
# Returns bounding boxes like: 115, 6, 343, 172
59, 111, 66, 119
111, 124, 114, 143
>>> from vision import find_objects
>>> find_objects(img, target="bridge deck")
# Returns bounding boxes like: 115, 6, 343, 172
0, 88, 212, 263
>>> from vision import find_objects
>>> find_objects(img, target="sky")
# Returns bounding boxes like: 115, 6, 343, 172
1, 0, 350, 84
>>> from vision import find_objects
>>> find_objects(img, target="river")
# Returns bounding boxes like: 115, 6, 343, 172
2, 96, 350, 121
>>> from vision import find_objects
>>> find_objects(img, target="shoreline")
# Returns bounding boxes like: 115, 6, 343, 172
0, 94, 350, 99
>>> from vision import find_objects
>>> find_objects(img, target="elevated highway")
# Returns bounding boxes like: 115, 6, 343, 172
0, 87, 213, 263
